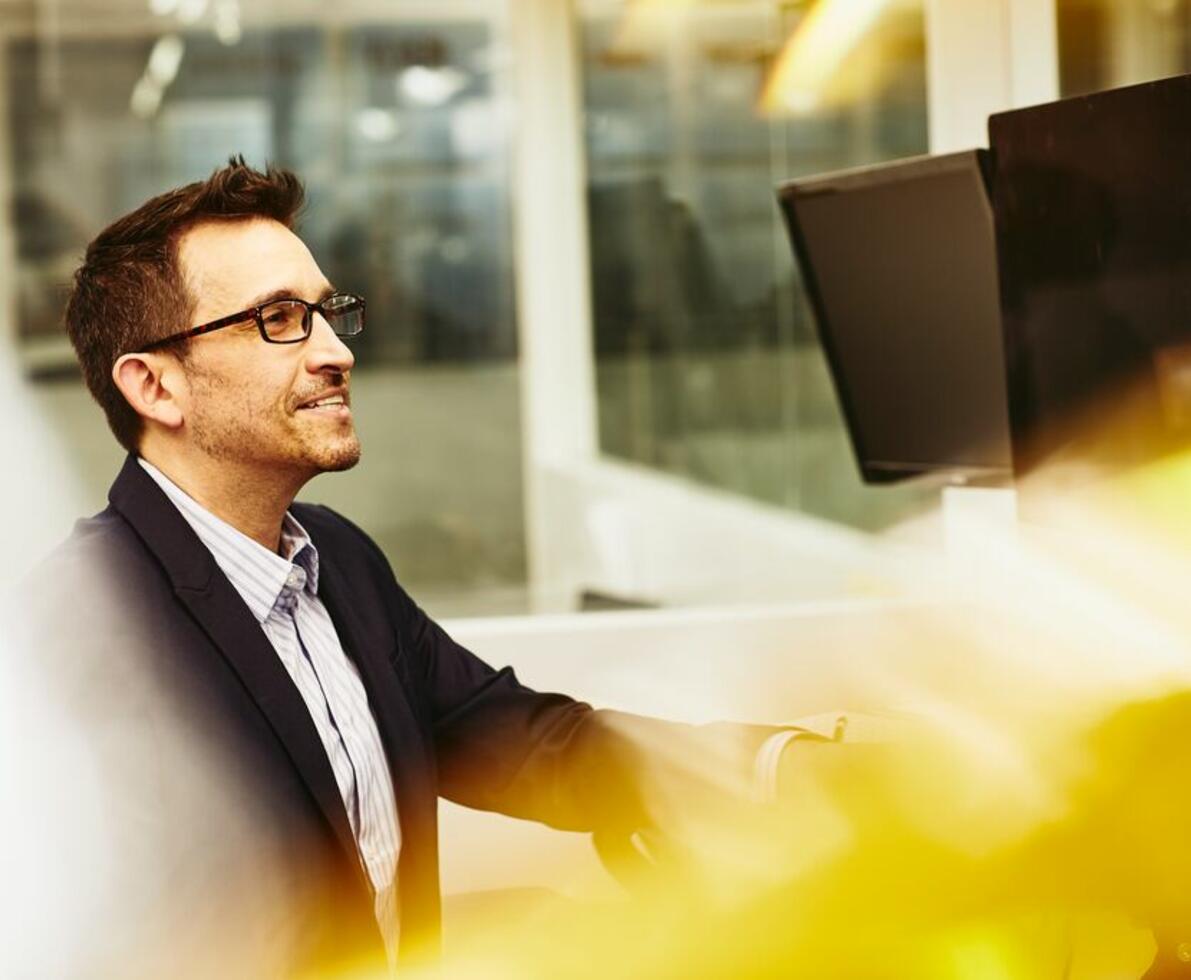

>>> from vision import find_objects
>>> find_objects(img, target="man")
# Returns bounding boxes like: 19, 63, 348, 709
18, 159, 807, 975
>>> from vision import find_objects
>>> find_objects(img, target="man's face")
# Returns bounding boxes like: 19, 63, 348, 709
173, 218, 361, 477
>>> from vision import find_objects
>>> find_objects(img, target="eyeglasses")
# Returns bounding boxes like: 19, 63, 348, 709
140, 292, 366, 352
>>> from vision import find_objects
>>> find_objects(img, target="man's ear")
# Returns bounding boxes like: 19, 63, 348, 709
112, 352, 185, 431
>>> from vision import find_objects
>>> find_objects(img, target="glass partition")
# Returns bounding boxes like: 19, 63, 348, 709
5, 0, 948, 618
4, 0, 526, 616
579, 0, 934, 531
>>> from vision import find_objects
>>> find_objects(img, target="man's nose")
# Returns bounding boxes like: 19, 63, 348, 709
305, 312, 355, 374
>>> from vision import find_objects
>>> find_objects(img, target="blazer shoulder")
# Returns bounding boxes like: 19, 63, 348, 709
33, 505, 137, 579
292, 503, 404, 586
16, 505, 159, 659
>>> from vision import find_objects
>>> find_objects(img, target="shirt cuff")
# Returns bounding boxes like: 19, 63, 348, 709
752, 714, 848, 804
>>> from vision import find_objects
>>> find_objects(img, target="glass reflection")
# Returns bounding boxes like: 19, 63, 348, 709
580, 0, 934, 531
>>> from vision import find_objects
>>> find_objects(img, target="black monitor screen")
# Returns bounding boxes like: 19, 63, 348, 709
990, 74, 1191, 477
778, 151, 1012, 484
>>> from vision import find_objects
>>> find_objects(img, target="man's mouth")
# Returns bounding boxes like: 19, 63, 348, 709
296, 391, 351, 415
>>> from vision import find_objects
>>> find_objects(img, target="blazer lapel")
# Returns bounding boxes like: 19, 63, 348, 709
107, 457, 365, 885
313, 547, 438, 887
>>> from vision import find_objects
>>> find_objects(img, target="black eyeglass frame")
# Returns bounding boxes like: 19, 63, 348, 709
139, 293, 366, 352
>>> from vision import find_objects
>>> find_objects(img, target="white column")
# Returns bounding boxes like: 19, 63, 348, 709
925, 0, 1059, 154
507, 0, 599, 607
1006, 0, 1059, 108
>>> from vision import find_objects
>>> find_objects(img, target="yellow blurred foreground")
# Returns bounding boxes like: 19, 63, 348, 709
333, 450, 1191, 979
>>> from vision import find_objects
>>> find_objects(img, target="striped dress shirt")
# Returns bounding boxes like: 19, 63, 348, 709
138, 459, 401, 961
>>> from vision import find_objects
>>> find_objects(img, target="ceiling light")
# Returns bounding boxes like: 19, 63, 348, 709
213, 0, 242, 46
398, 66, 469, 107
176, 0, 208, 25
356, 108, 401, 142
146, 34, 185, 86
130, 77, 163, 119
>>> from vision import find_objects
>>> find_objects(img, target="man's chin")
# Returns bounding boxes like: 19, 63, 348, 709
311, 436, 362, 473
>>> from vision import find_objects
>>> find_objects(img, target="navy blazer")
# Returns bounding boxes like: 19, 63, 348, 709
22, 456, 677, 972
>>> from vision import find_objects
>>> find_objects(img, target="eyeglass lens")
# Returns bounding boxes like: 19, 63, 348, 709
259, 298, 364, 342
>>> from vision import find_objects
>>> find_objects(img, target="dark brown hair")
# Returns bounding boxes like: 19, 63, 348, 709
64, 155, 305, 452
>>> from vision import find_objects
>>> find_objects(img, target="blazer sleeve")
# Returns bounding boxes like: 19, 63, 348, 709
326, 507, 784, 835
396, 581, 665, 831
406, 595, 795, 837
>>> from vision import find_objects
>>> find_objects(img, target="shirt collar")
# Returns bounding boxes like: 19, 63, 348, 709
282, 512, 320, 594
138, 458, 320, 624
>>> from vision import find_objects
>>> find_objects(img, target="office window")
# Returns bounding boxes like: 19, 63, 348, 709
4, 1, 525, 617
1058, 0, 1191, 97
580, 0, 934, 530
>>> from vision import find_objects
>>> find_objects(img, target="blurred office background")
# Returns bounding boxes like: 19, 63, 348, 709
0, 0, 1181, 618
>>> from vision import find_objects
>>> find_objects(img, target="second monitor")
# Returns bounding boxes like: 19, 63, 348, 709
778, 150, 1012, 485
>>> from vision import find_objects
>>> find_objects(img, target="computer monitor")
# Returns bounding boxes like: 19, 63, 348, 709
990, 74, 1191, 478
778, 151, 1012, 484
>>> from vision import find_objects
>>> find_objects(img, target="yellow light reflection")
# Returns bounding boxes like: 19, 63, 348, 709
760, 0, 919, 116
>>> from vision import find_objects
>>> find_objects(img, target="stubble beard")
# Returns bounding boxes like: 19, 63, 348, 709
311, 430, 362, 472
187, 370, 363, 475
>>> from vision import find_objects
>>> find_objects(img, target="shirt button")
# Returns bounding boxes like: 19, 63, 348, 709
286, 569, 302, 589
1177, 942, 1191, 963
